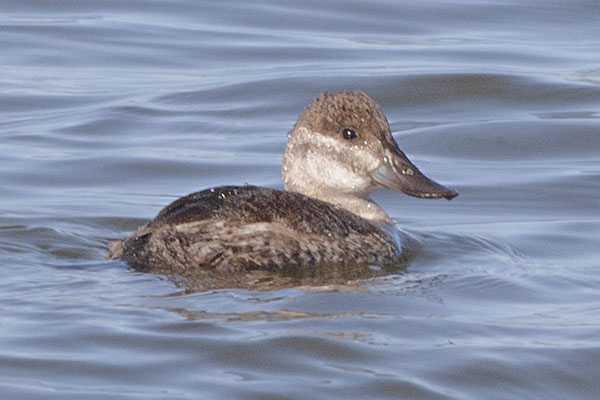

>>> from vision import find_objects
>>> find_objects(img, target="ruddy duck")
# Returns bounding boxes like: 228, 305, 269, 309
108, 91, 457, 274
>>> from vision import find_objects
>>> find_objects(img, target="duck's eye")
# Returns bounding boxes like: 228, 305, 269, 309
342, 128, 358, 140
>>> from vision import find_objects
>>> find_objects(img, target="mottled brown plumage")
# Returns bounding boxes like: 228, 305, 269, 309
108, 186, 399, 274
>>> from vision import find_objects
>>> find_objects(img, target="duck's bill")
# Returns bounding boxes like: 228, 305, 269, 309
372, 149, 458, 200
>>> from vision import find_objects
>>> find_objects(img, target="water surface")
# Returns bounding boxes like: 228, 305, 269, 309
1, 0, 600, 398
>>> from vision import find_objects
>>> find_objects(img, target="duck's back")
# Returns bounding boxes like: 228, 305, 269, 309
109, 186, 400, 274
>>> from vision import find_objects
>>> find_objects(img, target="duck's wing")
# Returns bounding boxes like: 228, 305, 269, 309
149, 185, 381, 239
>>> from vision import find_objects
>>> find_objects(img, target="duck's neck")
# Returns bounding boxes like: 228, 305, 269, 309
286, 182, 392, 226
324, 194, 392, 226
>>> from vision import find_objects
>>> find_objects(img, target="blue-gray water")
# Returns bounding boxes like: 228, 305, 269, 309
2, 1, 600, 398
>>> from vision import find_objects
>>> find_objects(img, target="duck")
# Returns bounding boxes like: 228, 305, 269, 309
107, 91, 457, 275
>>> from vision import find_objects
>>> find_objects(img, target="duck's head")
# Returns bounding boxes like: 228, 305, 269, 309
282, 91, 457, 225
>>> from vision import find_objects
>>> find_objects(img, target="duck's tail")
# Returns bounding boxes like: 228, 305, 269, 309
106, 239, 124, 259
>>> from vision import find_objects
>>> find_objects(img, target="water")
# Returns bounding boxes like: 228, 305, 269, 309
1, 0, 600, 398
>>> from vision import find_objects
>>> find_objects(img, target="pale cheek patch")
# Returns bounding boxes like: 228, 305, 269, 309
292, 128, 382, 193
306, 153, 368, 191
